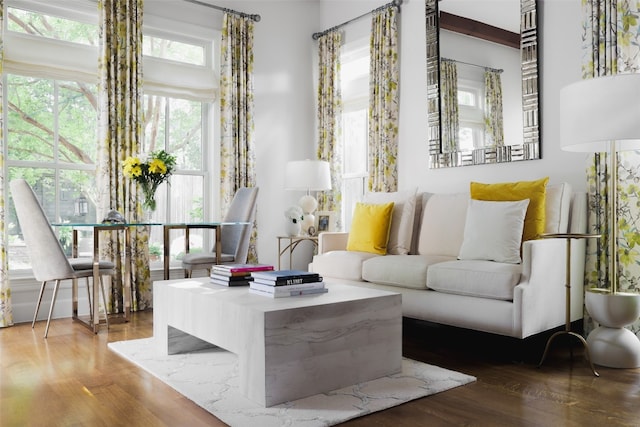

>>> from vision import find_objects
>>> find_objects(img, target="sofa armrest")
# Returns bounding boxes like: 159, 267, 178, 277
514, 237, 586, 338
317, 232, 349, 254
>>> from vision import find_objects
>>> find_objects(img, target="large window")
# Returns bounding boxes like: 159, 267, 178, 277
4, 2, 216, 271
142, 95, 209, 264
340, 41, 369, 231
457, 79, 485, 151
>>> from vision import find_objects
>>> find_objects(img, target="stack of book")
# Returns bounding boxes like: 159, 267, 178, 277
210, 263, 274, 287
249, 269, 326, 298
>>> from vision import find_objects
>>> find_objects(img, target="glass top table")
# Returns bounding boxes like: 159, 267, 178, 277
51, 222, 160, 332
162, 222, 250, 280
51, 221, 250, 333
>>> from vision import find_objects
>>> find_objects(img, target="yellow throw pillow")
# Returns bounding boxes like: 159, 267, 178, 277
470, 177, 549, 241
346, 202, 395, 255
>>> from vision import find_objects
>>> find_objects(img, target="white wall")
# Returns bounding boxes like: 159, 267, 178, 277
239, 1, 321, 269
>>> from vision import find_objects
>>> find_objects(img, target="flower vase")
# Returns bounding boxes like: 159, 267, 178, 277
141, 182, 158, 211
143, 193, 156, 211
286, 221, 301, 237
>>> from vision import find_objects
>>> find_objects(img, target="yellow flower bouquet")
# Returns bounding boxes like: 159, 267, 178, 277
123, 150, 177, 211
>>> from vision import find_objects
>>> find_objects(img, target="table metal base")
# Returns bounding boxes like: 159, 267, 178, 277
538, 330, 599, 376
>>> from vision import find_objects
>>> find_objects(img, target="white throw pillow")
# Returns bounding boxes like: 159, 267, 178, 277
418, 192, 469, 257
545, 182, 572, 234
458, 199, 530, 264
362, 189, 417, 255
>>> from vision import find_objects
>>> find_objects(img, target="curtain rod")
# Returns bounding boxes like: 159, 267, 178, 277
183, 0, 261, 22
312, 0, 402, 40
442, 57, 503, 74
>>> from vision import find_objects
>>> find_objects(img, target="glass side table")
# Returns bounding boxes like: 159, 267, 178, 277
537, 233, 601, 377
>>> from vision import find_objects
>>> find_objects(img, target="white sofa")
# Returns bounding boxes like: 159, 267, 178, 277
309, 183, 587, 339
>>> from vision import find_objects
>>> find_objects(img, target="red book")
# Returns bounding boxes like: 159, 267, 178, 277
211, 263, 274, 276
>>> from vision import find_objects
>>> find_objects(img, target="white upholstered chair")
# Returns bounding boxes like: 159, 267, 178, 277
10, 179, 115, 338
182, 187, 259, 277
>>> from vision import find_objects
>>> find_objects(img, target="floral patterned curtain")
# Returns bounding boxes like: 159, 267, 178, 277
440, 59, 459, 153
484, 69, 504, 147
582, 0, 640, 334
0, 0, 13, 328
368, 5, 399, 192
97, 0, 150, 313
316, 30, 343, 224
219, 12, 258, 262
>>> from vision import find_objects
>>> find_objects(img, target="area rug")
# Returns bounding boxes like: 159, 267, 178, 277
108, 338, 476, 427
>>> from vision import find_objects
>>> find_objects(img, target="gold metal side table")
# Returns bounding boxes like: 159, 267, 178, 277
537, 233, 601, 377
277, 235, 318, 270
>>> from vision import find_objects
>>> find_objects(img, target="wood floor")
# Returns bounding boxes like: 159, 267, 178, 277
1, 312, 639, 426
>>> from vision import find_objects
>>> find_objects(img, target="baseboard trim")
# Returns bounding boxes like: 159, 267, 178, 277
9, 268, 175, 325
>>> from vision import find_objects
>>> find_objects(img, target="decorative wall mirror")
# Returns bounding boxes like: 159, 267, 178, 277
426, 0, 539, 168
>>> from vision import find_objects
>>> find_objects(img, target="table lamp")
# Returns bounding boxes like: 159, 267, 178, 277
560, 73, 640, 368
285, 160, 332, 234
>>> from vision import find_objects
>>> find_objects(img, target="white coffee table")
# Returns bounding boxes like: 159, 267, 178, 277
153, 277, 402, 406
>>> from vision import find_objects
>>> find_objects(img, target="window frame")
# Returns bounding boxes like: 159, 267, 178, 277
340, 38, 370, 231
457, 78, 486, 151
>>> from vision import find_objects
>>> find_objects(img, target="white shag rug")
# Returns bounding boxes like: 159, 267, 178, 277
109, 338, 476, 427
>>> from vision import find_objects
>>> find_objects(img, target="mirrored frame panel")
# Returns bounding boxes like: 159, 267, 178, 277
426, 0, 539, 168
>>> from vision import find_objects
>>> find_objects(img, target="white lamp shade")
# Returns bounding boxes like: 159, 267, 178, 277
285, 160, 332, 191
560, 73, 640, 152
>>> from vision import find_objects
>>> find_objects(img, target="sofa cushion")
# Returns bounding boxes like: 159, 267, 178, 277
545, 182, 572, 233
362, 254, 456, 289
458, 199, 529, 264
470, 177, 549, 242
310, 250, 379, 281
418, 192, 469, 257
363, 189, 417, 255
426, 260, 523, 301
346, 202, 395, 254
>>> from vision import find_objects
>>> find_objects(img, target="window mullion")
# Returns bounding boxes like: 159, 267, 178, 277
164, 98, 171, 220
53, 80, 61, 222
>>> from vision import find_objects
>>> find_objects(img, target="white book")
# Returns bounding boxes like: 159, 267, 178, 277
249, 287, 328, 298
250, 281, 324, 294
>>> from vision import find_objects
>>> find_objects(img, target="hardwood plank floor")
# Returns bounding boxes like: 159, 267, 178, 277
1, 312, 639, 426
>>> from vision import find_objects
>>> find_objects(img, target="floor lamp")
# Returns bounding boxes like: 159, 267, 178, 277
560, 73, 640, 368
285, 160, 332, 235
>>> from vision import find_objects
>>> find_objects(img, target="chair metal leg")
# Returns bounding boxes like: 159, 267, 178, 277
99, 275, 109, 329
32, 281, 48, 329
44, 280, 61, 338
85, 277, 93, 323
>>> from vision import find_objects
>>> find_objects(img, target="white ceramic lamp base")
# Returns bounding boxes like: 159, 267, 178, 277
585, 290, 640, 368
587, 326, 640, 368
301, 213, 315, 234
299, 194, 318, 235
